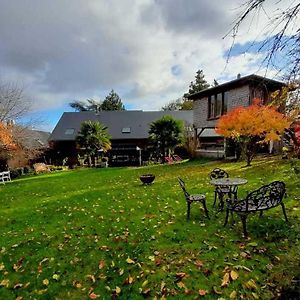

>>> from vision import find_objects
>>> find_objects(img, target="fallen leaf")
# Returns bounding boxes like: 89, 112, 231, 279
177, 281, 186, 289
124, 275, 134, 285
98, 260, 106, 269
36, 289, 48, 295
244, 279, 258, 290
155, 258, 161, 266
52, 274, 60, 281
14, 283, 23, 289
195, 260, 204, 269
89, 292, 98, 299
230, 270, 239, 281
199, 289, 207, 296
142, 288, 151, 296
42, 279, 49, 286
175, 272, 186, 279
230, 290, 237, 299
86, 274, 96, 283
142, 280, 148, 287
0, 279, 10, 287
212, 286, 222, 295
126, 257, 135, 264
221, 272, 230, 288
73, 281, 82, 288
128, 276, 134, 284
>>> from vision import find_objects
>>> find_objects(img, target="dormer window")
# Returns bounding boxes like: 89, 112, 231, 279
122, 127, 131, 133
65, 128, 75, 135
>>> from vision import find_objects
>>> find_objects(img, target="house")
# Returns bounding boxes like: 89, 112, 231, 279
49, 110, 193, 166
187, 74, 285, 158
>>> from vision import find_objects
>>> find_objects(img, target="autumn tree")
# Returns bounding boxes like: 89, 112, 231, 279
149, 116, 184, 162
76, 121, 111, 167
216, 99, 291, 166
0, 122, 16, 168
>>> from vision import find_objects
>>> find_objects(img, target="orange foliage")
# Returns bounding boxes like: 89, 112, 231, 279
215, 99, 291, 142
0, 122, 16, 150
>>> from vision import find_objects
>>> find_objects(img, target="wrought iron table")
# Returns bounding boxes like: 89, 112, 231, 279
210, 177, 248, 210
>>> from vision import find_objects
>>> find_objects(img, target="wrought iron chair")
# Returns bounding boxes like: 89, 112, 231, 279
178, 178, 210, 220
210, 168, 237, 209
224, 181, 288, 237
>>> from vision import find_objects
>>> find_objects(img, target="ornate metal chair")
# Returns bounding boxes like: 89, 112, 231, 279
178, 178, 210, 220
210, 168, 237, 209
224, 181, 288, 237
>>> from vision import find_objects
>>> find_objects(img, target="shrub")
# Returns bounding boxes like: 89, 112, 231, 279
33, 163, 50, 174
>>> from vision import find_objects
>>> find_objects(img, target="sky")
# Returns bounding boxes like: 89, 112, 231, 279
0, 0, 291, 132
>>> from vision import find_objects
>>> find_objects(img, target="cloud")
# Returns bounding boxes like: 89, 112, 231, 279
0, 0, 281, 122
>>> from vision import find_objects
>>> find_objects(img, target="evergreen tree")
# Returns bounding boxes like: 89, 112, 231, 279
183, 70, 210, 98
69, 90, 125, 112
101, 90, 125, 111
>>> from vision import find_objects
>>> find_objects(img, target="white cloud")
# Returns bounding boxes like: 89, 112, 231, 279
0, 0, 284, 120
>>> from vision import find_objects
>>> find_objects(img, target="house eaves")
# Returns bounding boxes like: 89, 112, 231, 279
187, 74, 285, 100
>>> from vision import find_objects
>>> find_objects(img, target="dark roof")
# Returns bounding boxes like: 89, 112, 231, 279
13, 128, 50, 149
49, 110, 193, 141
187, 74, 285, 100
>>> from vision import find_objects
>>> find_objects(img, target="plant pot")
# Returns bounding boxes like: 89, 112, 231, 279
140, 174, 155, 185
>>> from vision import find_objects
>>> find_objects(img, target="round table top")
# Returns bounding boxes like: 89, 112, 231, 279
210, 177, 248, 186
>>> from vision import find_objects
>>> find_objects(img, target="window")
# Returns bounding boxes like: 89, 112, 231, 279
65, 128, 75, 135
122, 127, 131, 133
208, 92, 229, 119
223, 92, 228, 114
216, 93, 222, 116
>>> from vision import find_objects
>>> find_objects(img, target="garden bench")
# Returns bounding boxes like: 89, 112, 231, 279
0, 171, 11, 184
178, 177, 210, 220
224, 181, 288, 237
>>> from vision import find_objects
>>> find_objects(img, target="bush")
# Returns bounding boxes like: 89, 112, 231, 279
10, 168, 23, 179
33, 163, 50, 174
48, 165, 65, 171
23, 166, 33, 174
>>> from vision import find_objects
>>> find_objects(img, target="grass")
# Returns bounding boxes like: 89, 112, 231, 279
0, 157, 299, 299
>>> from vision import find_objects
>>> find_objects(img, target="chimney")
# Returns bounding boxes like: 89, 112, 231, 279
237, 73, 241, 79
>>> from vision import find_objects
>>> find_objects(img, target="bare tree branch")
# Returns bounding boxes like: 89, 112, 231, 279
0, 80, 32, 122
225, 0, 300, 81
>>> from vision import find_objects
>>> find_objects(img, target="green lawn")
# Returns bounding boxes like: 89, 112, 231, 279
0, 157, 299, 299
